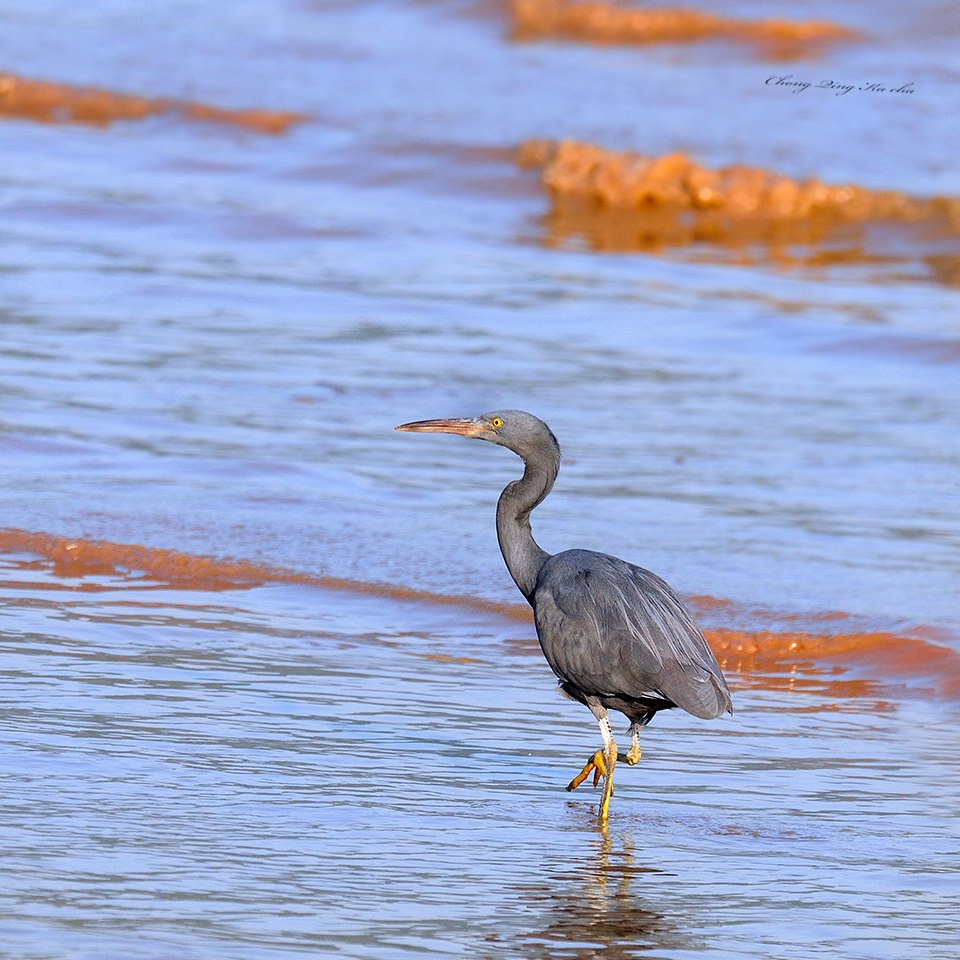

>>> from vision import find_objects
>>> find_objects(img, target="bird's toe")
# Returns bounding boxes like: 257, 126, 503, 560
566, 749, 607, 791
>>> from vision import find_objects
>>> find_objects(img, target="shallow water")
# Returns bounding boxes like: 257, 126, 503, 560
1, 553, 957, 959
1, 0, 959, 957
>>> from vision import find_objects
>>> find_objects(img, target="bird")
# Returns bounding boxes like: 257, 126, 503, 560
395, 410, 732, 820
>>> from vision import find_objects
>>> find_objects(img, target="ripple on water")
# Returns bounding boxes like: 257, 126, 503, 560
0, 549, 957, 958
1, 1, 958, 956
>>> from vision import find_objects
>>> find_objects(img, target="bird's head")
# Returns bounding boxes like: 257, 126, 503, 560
395, 410, 561, 465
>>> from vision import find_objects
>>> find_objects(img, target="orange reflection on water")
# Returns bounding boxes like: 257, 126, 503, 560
509, 0, 858, 59
0, 529, 528, 618
708, 627, 960, 701
0, 70, 304, 134
0, 529, 270, 590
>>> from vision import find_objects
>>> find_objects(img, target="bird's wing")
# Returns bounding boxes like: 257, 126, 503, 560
533, 551, 731, 719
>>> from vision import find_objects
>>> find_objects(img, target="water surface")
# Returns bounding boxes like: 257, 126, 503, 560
1, 0, 958, 957
1, 551, 957, 958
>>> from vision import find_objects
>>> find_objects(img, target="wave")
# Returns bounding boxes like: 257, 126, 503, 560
0, 529, 527, 617
2, 529, 956, 703
0, 70, 304, 134
516, 140, 960, 274
509, 0, 858, 59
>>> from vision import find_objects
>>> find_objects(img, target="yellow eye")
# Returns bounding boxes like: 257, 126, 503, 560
491, 417, 503, 429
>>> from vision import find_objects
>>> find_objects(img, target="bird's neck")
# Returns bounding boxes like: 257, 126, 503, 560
496, 452, 557, 602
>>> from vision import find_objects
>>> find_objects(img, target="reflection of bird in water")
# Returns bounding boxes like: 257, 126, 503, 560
397, 411, 732, 820
539, 833, 666, 946
480, 830, 695, 959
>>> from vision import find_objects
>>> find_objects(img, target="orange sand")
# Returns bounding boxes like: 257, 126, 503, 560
517, 139, 960, 254
509, 0, 858, 58
0, 70, 304, 134
3, 529, 957, 703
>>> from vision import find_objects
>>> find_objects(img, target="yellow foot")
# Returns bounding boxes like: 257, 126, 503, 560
566, 749, 607, 791
623, 742, 641, 766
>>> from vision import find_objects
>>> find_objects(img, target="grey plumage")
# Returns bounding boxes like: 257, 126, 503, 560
396, 409, 732, 818
533, 550, 732, 723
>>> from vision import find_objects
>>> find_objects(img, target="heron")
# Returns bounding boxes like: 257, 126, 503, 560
395, 410, 732, 820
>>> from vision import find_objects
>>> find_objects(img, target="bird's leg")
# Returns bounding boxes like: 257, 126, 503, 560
572, 721, 643, 791
597, 714, 617, 822
619, 722, 642, 766
567, 708, 619, 821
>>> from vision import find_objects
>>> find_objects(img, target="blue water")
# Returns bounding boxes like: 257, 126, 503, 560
1, 556, 957, 959
1, 0, 958, 956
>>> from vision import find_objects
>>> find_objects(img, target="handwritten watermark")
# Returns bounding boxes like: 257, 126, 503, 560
765, 75, 915, 97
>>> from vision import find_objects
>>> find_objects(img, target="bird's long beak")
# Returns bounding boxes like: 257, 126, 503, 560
395, 417, 487, 437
